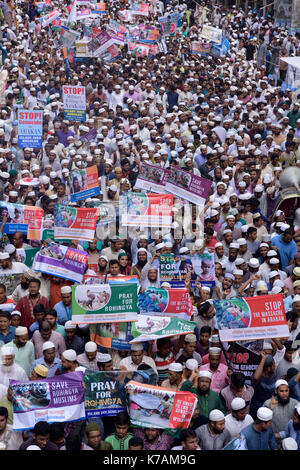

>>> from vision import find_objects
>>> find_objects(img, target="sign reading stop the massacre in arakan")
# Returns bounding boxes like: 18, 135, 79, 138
62, 85, 86, 121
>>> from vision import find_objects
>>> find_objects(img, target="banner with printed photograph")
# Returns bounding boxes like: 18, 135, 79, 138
214, 294, 289, 342
127, 42, 159, 57
159, 252, 215, 289
130, 316, 196, 343
32, 242, 88, 283
72, 283, 138, 323
121, 193, 173, 227
11, 372, 85, 431
158, 12, 181, 35
0, 202, 44, 235
189, 41, 211, 55
165, 166, 212, 205
90, 322, 133, 350
134, 163, 169, 193
126, 381, 197, 429
69, 166, 100, 202
83, 274, 139, 285
200, 25, 222, 44
54, 205, 98, 241
138, 287, 193, 321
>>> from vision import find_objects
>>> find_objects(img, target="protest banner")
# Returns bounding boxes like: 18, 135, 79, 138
54, 204, 98, 241
159, 252, 215, 289
57, 25, 80, 48
84, 370, 134, 417
0, 273, 22, 296
118, 9, 134, 22
138, 287, 193, 321
62, 85, 86, 121
83, 274, 139, 284
76, 8, 93, 20
214, 294, 289, 342
131, 3, 149, 16
274, 0, 293, 26
130, 315, 196, 343
121, 192, 173, 227
200, 24, 222, 44
165, 166, 212, 205
189, 41, 211, 55
0, 202, 44, 235
87, 31, 115, 56
69, 166, 100, 202
32, 242, 88, 283
108, 19, 128, 35
128, 25, 160, 44
225, 341, 263, 385
27, 215, 54, 241
16, 177, 41, 187
39, 8, 61, 27
72, 283, 138, 323
16, 247, 40, 267
17, 110, 43, 148
90, 322, 133, 350
75, 40, 91, 57
128, 42, 159, 57
11, 372, 85, 431
92, 2, 106, 14
126, 381, 197, 429
134, 163, 169, 193
158, 12, 181, 35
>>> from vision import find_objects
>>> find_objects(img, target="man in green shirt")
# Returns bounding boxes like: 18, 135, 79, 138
180, 370, 225, 418
6, 326, 34, 376
0, 387, 13, 424
287, 102, 300, 128
104, 411, 133, 450
85, 422, 112, 450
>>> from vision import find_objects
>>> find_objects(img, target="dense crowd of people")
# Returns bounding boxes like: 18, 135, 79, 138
0, 0, 300, 452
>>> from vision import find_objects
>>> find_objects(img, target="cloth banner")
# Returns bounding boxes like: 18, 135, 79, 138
189, 41, 211, 55
158, 12, 180, 35
72, 283, 138, 323
27, 216, 54, 241
90, 322, 133, 350
11, 372, 85, 431
134, 163, 169, 193
131, 3, 149, 16
62, 85, 86, 121
130, 315, 196, 343
54, 204, 97, 241
17, 110, 43, 148
69, 166, 100, 202
32, 242, 88, 283
159, 252, 215, 289
200, 24, 222, 44
87, 31, 117, 57
58, 26, 80, 48
83, 274, 139, 284
121, 192, 173, 227
128, 42, 159, 57
0, 202, 44, 234
165, 166, 212, 205
225, 341, 263, 385
126, 381, 197, 429
39, 9, 61, 27
214, 294, 289, 342
138, 287, 193, 320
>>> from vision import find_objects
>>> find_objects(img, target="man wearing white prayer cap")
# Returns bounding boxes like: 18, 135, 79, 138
97, 353, 113, 371
58, 349, 78, 374
53, 286, 73, 325
263, 379, 298, 433
175, 333, 202, 367
77, 341, 98, 371
195, 409, 231, 450
30, 340, 61, 378
183, 358, 199, 383
0, 345, 28, 386
225, 397, 254, 440
64, 321, 85, 356
5, 325, 34, 376
199, 347, 229, 394
119, 342, 157, 373
161, 362, 185, 390
241, 407, 278, 450
281, 437, 298, 450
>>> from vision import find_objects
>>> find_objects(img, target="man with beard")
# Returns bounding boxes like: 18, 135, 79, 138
30, 341, 61, 378
0, 251, 27, 276
32, 320, 66, 360
225, 397, 254, 440
9, 270, 34, 304
181, 370, 225, 418
161, 362, 186, 390
132, 427, 174, 450
195, 409, 231, 450
0, 346, 28, 386
16, 278, 50, 329
5, 326, 34, 376
130, 248, 148, 280
263, 380, 299, 433
277, 405, 300, 448
241, 407, 278, 450
55, 349, 78, 375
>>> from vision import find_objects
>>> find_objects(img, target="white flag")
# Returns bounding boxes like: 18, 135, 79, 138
68, 0, 77, 24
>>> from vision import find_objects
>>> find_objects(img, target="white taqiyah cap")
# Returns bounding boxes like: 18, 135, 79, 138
185, 358, 198, 370
61, 286, 72, 294
131, 342, 144, 351
15, 326, 28, 336
231, 397, 246, 411
1, 346, 14, 356
97, 353, 112, 363
282, 437, 298, 450
198, 370, 212, 379
85, 341, 97, 353
257, 407, 273, 421
42, 341, 55, 351
26, 445, 41, 450
169, 362, 183, 372
184, 334, 197, 343
0, 252, 9, 260
209, 409, 225, 422
179, 247, 189, 254
62, 349, 77, 361
209, 347, 221, 355
275, 379, 288, 389
64, 321, 76, 330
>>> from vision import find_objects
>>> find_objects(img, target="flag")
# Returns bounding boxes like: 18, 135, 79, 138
68, 0, 77, 24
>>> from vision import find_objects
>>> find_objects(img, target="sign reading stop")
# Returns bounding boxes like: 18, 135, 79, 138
169, 23, 176, 33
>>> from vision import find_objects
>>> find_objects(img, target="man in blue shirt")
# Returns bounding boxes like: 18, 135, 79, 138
241, 407, 278, 450
277, 405, 300, 449
0, 311, 15, 345
30, 341, 61, 378
272, 228, 298, 271
54, 286, 72, 325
